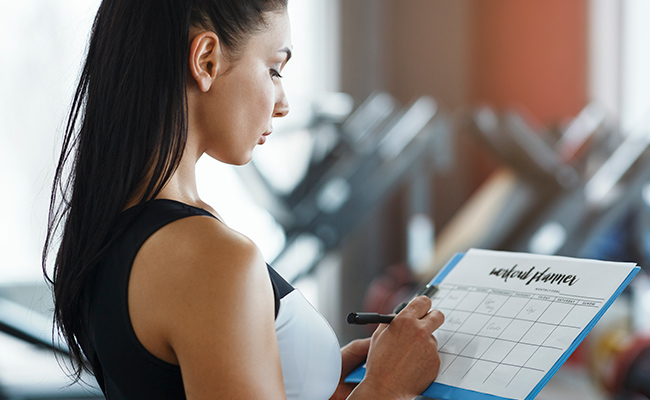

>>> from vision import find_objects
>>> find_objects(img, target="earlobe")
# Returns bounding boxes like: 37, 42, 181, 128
189, 32, 221, 93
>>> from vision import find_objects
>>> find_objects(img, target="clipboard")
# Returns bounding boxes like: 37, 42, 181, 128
346, 249, 641, 400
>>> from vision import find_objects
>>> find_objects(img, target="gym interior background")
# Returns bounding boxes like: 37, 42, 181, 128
1, 0, 649, 399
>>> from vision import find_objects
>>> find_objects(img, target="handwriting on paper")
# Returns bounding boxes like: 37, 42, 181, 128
489, 265, 579, 287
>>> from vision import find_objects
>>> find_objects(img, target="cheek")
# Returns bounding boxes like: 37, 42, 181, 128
262, 88, 275, 113
251, 76, 276, 118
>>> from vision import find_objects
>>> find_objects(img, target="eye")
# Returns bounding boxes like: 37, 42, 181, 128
270, 69, 283, 79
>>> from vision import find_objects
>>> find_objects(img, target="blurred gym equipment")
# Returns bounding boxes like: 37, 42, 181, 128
0, 286, 102, 399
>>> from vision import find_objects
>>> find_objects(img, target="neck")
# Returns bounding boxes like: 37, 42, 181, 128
124, 136, 204, 211
155, 129, 206, 202
155, 152, 202, 205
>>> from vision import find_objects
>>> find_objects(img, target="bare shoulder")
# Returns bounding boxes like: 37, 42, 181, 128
128, 214, 276, 367
136, 214, 265, 285
129, 214, 284, 396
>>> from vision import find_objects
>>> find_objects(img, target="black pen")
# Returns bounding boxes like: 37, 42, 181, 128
347, 312, 395, 325
347, 284, 439, 325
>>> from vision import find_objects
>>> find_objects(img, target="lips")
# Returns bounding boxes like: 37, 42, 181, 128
258, 130, 271, 145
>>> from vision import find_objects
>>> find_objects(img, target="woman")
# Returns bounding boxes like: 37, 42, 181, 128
43, 0, 444, 398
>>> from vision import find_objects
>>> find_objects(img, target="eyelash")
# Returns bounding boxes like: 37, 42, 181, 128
270, 69, 283, 79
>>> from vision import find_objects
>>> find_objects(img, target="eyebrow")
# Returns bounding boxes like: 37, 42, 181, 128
279, 47, 292, 64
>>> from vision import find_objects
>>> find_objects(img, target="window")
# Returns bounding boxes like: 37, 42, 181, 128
1, 1, 339, 287
589, 0, 650, 133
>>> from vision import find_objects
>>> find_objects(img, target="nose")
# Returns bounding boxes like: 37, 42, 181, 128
273, 84, 289, 118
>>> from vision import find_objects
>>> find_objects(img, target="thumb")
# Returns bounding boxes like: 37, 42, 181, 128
341, 338, 371, 376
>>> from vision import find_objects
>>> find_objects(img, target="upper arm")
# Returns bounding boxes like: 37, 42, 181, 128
131, 216, 285, 399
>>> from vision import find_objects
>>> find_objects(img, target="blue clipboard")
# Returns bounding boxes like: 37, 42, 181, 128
345, 252, 641, 400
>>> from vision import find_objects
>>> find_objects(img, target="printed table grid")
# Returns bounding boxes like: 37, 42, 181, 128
343, 250, 638, 400
431, 283, 602, 386
505, 297, 579, 387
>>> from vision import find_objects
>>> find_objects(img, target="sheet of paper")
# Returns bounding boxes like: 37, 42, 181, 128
428, 249, 637, 400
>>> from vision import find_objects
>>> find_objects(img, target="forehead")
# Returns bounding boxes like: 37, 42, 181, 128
245, 11, 292, 55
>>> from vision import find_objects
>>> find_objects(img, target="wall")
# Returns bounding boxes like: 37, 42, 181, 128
336, 0, 588, 343
471, 0, 588, 125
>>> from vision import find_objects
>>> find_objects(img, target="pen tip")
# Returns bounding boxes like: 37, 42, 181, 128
346, 312, 356, 324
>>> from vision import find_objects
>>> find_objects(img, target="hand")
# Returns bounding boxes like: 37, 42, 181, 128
362, 296, 444, 400
330, 338, 371, 400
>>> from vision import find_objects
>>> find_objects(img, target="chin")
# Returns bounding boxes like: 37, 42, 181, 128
205, 150, 253, 166
237, 150, 255, 165
224, 158, 253, 167
234, 157, 253, 166
232, 152, 255, 166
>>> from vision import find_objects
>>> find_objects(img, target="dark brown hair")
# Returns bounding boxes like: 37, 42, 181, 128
43, 0, 288, 381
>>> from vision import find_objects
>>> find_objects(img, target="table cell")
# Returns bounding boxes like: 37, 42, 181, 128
441, 310, 471, 332
538, 301, 574, 325
440, 332, 474, 355
503, 343, 538, 367
485, 364, 520, 387
494, 296, 529, 318
516, 299, 551, 321
525, 347, 564, 371
521, 323, 556, 346
438, 290, 468, 309
457, 313, 492, 335
456, 291, 489, 312
478, 316, 512, 338
563, 305, 597, 328
499, 319, 534, 342
475, 294, 509, 315
461, 359, 498, 385
543, 325, 581, 349
482, 340, 516, 363
440, 355, 477, 381
460, 336, 495, 359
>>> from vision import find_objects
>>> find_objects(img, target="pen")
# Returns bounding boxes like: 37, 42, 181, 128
346, 284, 439, 325
347, 312, 395, 325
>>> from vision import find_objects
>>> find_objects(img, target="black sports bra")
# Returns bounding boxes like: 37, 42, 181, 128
80, 199, 341, 399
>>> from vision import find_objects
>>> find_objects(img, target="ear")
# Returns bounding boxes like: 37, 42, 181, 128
189, 31, 222, 92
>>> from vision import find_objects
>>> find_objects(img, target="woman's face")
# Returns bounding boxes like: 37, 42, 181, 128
191, 11, 292, 165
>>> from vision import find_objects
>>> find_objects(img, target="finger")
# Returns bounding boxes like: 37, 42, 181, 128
341, 338, 371, 376
372, 322, 389, 338
343, 337, 371, 358
396, 295, 432, 319
421, 308, 445, 332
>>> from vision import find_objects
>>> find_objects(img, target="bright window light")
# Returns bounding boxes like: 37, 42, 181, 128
1, 1, 337, 283
0, 0, 101, 283
620, 0, 650, 133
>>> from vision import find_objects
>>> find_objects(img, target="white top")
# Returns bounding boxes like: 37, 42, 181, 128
275, 288, 341, 399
